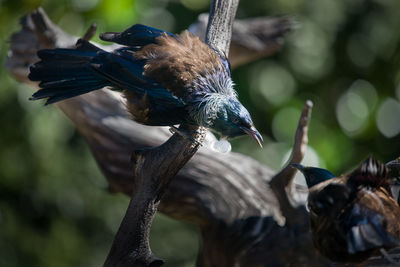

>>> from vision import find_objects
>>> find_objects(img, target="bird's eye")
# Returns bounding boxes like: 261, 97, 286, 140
308, 203, 322, 216
231, 117, 239, 124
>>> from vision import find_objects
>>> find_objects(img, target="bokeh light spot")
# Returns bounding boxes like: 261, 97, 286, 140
376, 98, 400, 138
347, 34, 375, 68
140, 8, 176, 32
272, 107, 300, 142
254, 142, 290, 171
99, 0, 137, 29
348, 79, 378, 109
287, 18, 333, 80
251, 62, 296, 106
309, 0, 345, 32
364, 14, 396, 60
336, 89, 369, 136
58, 13, 84, 36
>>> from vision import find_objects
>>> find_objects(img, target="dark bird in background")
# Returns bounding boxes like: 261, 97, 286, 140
28, 24, 263, 146
291, 163, 335, 188
293, 157, 400, 263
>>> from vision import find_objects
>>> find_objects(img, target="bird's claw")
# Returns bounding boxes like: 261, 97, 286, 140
169, 126, 202, 147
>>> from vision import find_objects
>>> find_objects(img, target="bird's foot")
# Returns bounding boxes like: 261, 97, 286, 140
169, 126, 202, 146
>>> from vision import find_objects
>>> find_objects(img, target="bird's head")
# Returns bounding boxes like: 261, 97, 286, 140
291, 163, 336, 188
212, 97, 263, 147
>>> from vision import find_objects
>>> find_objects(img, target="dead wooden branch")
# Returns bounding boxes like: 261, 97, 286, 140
269, 100, 312, 226
206, 0, 239, 55
104, 125, 205, 267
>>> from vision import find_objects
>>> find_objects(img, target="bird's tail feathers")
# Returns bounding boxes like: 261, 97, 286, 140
29, 39, 110, 105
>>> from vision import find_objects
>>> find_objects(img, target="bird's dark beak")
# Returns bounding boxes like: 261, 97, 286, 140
241, 126, 263, 148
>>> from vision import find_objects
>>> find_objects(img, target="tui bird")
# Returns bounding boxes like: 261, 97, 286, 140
293, 157, 400, 263
28, 24, 263, 146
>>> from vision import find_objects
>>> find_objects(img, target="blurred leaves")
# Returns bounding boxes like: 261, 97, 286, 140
1, 0, 400, 266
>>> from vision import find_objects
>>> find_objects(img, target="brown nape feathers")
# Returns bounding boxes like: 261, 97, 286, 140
135, 31, 223, 98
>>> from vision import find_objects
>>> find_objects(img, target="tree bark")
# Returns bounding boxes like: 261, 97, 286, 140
206, 0, 239, 55
103, 124, 205, 267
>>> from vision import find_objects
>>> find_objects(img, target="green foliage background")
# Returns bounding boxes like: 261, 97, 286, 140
0, 0, 399, 266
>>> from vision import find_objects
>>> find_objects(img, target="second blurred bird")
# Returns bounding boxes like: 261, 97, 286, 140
293, 157, 400, 263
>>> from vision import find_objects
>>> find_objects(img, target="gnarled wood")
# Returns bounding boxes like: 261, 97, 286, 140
104, 125, 205, 267
206, 0, 239, 55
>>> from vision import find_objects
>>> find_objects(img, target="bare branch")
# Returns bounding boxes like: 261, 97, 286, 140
269, 100, 313, 225
104, 126, 205, 267
291, 100, 313, 164
206, 0, 239, 54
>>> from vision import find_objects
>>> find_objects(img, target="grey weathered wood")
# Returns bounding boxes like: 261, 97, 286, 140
269, 101, 312, 227
103, 125, 205, 267
206, 0, 239, 55
9, 7, 400, 267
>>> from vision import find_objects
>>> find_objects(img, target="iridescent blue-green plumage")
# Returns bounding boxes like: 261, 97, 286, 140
291, 163, 335, 188
29, 24, 262, 145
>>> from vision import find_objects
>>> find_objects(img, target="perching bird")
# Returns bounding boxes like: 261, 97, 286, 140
28, 24, 263, 146
293, 157, 400, 263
